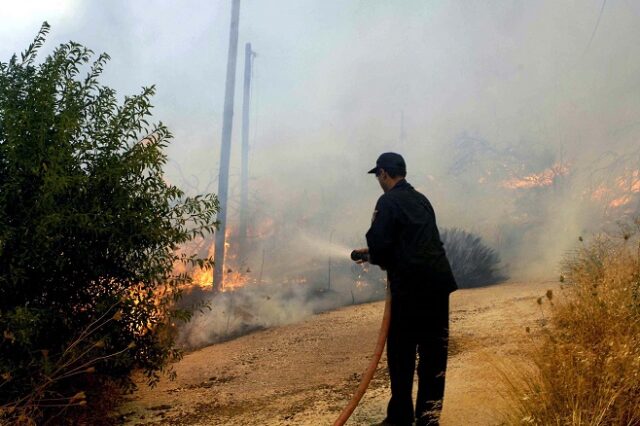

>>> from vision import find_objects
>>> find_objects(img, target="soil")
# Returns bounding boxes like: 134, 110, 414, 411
119, 281, 560, 425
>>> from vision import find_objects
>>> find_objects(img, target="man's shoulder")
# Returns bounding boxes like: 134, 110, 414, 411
388, 183, 427, 201
375, 192, 396, 209
388, 184, 435, 215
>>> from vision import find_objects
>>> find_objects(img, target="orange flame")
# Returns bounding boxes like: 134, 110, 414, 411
590, 170, 640, 209
191, 268, 213, 288
502, 163, 569, 190
185, 220, 275, 291
188, 267, 253, 292
609, 195, 633, 209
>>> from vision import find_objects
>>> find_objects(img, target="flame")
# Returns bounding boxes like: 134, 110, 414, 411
590, 170, 640, 209
188, 265, 253, 292
609, 195, 633, 209
186, 223, 268, 292
222, 269, 254, 291
176, 217, 282, 292
609, 171, 640, 208
616, 170, 640, 192
502, 163, 569, 190
191, 268, 213, 288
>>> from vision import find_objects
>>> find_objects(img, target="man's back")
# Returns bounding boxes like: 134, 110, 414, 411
366, 179, 457, 295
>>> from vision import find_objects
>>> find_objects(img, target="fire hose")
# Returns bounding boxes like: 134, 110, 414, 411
333, 254, 391, 426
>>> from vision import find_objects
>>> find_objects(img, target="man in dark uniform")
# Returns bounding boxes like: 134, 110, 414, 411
354, 152, 457, 426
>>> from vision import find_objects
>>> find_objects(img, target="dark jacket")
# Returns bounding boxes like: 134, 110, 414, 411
366, 179, 457, 296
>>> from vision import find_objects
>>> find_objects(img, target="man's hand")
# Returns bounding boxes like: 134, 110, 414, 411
352, 247, 369, 264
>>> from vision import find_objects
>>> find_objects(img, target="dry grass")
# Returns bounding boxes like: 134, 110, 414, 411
502, 220, 640, 425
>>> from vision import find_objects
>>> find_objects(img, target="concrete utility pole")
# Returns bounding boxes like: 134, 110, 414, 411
214, 0, 241, 292
239, 42, 255, 264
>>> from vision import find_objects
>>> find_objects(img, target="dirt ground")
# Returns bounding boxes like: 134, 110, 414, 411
119, 281, 560, 425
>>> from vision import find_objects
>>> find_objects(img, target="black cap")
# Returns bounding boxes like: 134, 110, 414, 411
368, 152, 406, 174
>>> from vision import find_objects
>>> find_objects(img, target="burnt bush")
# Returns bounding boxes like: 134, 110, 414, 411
441, 228, 506, 288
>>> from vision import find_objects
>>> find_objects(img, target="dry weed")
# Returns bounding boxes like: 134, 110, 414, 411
502, 221, 640, 425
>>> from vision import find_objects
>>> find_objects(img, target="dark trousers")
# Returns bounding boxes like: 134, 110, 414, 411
385, 291, 450, 426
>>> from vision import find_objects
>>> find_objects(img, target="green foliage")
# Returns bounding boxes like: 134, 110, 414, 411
0, 23, 218, 422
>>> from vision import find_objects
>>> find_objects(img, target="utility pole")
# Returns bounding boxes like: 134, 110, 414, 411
239, 42, 255, 265
214, 0, 241, 292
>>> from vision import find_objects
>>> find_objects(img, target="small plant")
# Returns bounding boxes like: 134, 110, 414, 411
441, 228, 507, 288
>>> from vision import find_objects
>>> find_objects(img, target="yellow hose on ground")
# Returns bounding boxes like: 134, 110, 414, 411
333, 289, 391, 426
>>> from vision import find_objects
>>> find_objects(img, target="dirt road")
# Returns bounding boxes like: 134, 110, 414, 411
119, 281, 558, 425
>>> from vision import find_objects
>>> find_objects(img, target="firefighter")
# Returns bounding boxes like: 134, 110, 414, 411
354, 152, 457, 426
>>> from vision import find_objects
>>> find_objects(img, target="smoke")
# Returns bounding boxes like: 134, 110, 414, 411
3, 1, 640, 345
178, 284, 316, 349
178, 267, 386, 349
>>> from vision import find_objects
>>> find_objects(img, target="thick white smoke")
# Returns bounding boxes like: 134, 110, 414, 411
4, 1, 639, 347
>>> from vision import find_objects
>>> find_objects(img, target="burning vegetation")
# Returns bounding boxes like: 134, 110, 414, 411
501, 162, 570, 190
175, 226, 388, 348
591, 169, 640, 211
442, 132, 640, 277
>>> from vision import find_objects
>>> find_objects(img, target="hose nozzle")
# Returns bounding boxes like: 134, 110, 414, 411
350, 250, 369, 262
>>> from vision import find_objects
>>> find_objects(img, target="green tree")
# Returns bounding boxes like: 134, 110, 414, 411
0, 23, 218, 423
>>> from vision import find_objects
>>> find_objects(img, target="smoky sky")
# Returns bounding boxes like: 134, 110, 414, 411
2, 1, 640, 279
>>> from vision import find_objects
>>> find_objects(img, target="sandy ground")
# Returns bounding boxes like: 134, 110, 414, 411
119, 281, 560, 425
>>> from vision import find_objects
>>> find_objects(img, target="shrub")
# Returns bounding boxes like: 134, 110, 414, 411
0, 23, 218, 423
503, 220, 640, 425
441, 227, 506, 288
